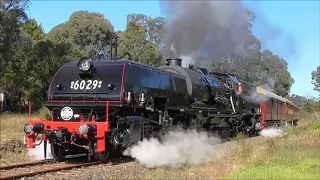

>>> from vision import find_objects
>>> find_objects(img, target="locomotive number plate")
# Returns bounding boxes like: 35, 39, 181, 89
70, 80, 102, 90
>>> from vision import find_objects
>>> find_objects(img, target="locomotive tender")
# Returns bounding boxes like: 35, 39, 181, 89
23, 45, 299, 162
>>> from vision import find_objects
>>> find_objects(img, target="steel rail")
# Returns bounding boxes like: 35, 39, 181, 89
0, 161, 100, 180
0, 160, 54, 170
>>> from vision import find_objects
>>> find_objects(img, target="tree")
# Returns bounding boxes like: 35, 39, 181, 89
258, 50, 294, 96
48, 11, 115, 58
0, 0, 30, 79
127, 13, 165, 49
26, 39, 73, 109
0, 1, 74, 111
22, 18, 45, 41
288, 93, 320, 113
117, 21, 162, 66
311, 65, 320, 95
0, 0, 32, 111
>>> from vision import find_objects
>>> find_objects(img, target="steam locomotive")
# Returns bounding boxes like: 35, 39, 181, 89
23, 40, 299, 162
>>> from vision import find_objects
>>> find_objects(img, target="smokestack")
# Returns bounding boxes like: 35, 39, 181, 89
166, 58, 182, 66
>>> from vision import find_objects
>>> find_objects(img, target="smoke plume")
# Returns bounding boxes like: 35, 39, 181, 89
27, 140, 53, 160
160, 0, 252, 65
242, 78, 275, 104
242, 88, 266, 104
123, 128, 221, 169
159, 0, 296, 81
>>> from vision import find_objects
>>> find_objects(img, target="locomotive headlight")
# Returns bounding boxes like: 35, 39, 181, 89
78, 124, 89, 135
78, 59, 92, 72
24, 124, 33, 134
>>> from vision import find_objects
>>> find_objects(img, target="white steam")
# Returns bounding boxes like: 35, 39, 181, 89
242, 77, 276, 104
179, 55, 193, 68
259, 128, 283, 137
242, 88, 266, 104
27, 140, 53, 160
123, 128, 221, 169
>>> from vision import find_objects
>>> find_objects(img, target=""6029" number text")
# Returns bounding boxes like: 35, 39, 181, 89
70, 80, 102, 90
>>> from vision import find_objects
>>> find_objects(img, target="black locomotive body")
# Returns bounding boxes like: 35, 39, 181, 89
24, 56, 262, 162
158, 58, 234, 114
210, 72, 261, 113
47, 59, 190, 121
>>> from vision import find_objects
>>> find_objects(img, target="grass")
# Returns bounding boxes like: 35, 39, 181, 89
0, 112, 41, 165
0, 108, 49, 142
0, 113, 30, 141
225, 141, 320, 180
223, 112, 320, 180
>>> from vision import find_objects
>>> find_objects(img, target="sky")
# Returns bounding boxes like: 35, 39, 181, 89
26, 0, 320, 98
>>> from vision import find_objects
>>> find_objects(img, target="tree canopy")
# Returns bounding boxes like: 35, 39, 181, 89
0, 0, 315, 112
311, 65, 320, 95
48, 10, 114, 59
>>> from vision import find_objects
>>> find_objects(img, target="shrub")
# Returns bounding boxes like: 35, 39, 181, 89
39, 106, 51, 121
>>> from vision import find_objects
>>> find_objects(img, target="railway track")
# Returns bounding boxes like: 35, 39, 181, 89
0, 156, 133, 180
0, 160, 54, 171
0, 159, 99, 180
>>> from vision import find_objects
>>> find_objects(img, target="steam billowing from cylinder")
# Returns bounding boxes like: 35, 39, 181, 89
160, 0, 253, 66
27, 141, 53, 160
123, 128, 221, 168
